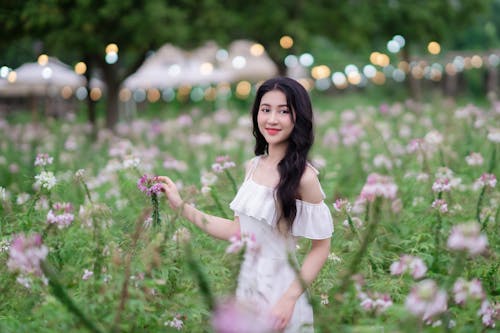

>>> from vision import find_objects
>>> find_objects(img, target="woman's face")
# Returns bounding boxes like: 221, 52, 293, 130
257, 90, 294, 146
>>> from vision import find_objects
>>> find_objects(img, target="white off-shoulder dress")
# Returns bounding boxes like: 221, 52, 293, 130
229, 156, 334, 332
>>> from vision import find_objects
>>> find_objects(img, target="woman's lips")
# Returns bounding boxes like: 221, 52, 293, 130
266, 128, 280, 135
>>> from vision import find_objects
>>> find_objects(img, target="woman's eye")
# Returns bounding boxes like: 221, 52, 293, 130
261, 108, 270, 113
280, 109, 289, 114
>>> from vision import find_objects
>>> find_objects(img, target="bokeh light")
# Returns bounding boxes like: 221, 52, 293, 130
280, 35, 294, 49
299, 53, 314, 67
250, 43, 264, 56
311, 65, 331, 80
427, 41, 441, 55
74, 62, 87, 75
37, 54, 49, 66
105, 43, 119, 54
236, 80, 251, 99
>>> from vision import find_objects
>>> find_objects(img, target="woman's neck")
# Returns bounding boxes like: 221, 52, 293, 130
266, 143, 288, 165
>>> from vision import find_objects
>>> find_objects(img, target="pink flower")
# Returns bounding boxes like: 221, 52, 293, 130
211, 297, 273, 333
431, 199, 448, 213
7, 234, 48, 276
465, 152, 484, 166
477, 300, 499, 328
165, 316, 184, 330
339, 123, 365, 146
475, 173, 497, 188
34, 153, 54, 167
447, 222, 488, 255
137, 174, 163, 196
453, 278, 485, 305
358, 173, 398, 202
432, 178, 451, 193
226, 232, 259, 254
82, 269, 94, 280
405, 279, 448, 321
46, 202, 74, 228
212, 156, 236, 173
390, 255, 427, 279
333, 198, 352, 213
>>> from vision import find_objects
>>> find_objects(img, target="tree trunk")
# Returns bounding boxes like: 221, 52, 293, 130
84, 57, 98, 139
401, 48, 421, 101
101, 63, 120, 130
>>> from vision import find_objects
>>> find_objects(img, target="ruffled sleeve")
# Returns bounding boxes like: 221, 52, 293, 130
292, 200, 334, 239
229, 181, 277, 227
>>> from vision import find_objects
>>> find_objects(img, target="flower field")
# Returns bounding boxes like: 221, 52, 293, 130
0, 96, 499, 332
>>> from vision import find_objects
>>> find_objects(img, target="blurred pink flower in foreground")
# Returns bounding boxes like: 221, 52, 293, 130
226, 232, 259, 254
453, 278, 485, 305
447, 222, 488, 256
390, 255, 427, 279
358, 173, 398, 202
47, 202, 74, 229
137, 174, 163, 196
7, 233, 48, 276
478, 300, 499, 328
405, 279, 448, 321
211, 297, 273, 333
333, 198, 352, 214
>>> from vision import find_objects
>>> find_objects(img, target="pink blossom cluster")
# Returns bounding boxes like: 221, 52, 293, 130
359, 293, 393, 314
431, 199, 448, 213
478, 300, 499, 328
390, 255, 427, 279
353, 274, 393, 314
407, 138, 431, 154
475, 173, 497, 188
447, 222, 488, 255
211, 297, 273, 333
46, 202, 74, 229
339, 123, 365, 146
225, 232, 259, 254
82, 269, 94, 280
333, 198, 352, 213
358, 173, 398, 202
405, 279, 448, 321
165, 315, 184, 330
137, 174, 163, 196
7, 233, 48, 276
465, 152, 484, 166
212, 155, 236, 173
453, 278, 485, 305
432, 178, 452, 193
34, 153, 54, 167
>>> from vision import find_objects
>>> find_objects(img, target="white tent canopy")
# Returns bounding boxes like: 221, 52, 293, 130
0, 57, 86, 97
122, 39, 278, 90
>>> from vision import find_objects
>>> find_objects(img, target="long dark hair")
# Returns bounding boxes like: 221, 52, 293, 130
251, 77, 314, 230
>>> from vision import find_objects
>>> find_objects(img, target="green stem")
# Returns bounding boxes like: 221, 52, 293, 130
210, 187, 228, 219
185, 244, 214, 311
338, 200, 380, 293
41, 261, 104, 333
224, 169, 238, 195
346, 214, 361, 243
151, 193, 161, 227
432, 192, 443, 270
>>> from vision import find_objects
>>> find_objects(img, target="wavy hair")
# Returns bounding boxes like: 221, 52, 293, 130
251, 77, 314, 230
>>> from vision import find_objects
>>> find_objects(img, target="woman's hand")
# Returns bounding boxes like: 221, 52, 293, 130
155, 176, 183, 209
270, 294, 297, 331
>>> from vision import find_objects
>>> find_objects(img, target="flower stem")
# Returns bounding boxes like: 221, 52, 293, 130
185, 243, 214, 311
41, 261, 104, 333
224, 169, 238, 195
346, 214, 361, 243
432, 192, 443, 270
210, 187, 228, 219
151, 193, 161, 227
338, 200, 381, 293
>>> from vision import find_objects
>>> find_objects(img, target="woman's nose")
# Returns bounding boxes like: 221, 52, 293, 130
268, 110, 278, 123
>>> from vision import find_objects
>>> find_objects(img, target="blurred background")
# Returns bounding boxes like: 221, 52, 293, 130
1, 0, 499, 129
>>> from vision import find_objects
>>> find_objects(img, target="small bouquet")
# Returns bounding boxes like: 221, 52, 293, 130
137, 174, 163, 226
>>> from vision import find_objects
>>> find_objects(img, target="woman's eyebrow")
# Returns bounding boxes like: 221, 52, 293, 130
260, 103, 288, 107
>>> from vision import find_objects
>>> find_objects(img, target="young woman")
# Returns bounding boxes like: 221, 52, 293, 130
157, 77, 334, 332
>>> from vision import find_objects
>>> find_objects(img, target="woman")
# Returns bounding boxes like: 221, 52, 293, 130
157, 77, 334, 332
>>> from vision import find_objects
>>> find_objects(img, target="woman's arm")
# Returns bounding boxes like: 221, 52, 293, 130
271, 238, 331, 330
156, 175, 239, 240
